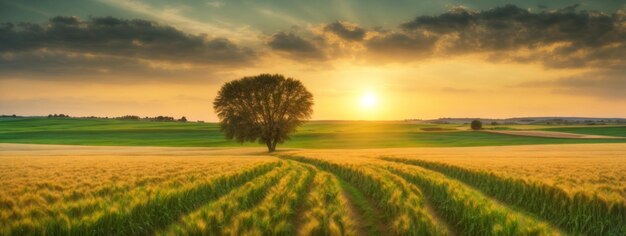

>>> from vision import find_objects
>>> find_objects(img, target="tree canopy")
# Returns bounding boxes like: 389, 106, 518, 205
213, 74, 313, 152
471, 120, 482, 130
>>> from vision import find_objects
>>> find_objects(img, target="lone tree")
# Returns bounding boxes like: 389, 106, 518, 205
471, 120, 482, 130
213, 74, 313, 152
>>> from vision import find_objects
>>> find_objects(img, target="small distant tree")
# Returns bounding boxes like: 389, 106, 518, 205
213, 74, 313, 152
491, 121, 498, 126
471, 120, 482, 130
117, 115, 140, 121
179, 116, 187, 122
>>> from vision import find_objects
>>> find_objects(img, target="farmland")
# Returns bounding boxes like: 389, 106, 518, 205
1, 117, 625, 148
1, 144, 625, 235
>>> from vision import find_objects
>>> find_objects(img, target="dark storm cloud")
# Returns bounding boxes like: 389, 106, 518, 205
0, 50, 214, 83
324, 21, 366, 41
364, 4, 626, 67
0, 16, 255, 65
365, 32, 436, 58
267, 32, 325, 59
363, 4, 626, 99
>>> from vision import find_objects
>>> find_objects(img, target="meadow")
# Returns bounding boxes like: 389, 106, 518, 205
1, 144, 624, 235
1, 117, 625, 148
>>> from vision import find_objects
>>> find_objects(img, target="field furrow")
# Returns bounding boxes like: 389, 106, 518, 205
3, 144, 625, 236
366, 165, 455, 235
383, 161, 560, 235
4, 161, 278, 235
296, 167, 360, 236
384, 157, 626, 235
283, 156, 446, 236
225, 161, 314, 235
0, 158, 273, 231
158, 161, 294, 235
337, 176, 386, 236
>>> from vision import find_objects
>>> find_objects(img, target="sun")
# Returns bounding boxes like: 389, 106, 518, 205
360, 92, 378, 109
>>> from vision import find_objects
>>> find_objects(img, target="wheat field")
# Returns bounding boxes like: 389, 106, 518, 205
1, 144, 625, 235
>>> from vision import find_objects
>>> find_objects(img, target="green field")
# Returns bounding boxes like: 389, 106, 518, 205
1, 117, 625, 148
541, 126, 626, 137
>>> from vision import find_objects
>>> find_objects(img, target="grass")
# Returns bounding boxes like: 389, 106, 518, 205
1, 117, 625, 148
2, 145, 625, 235
541, 126, 626, 137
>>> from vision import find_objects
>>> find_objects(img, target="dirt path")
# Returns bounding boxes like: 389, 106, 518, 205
293, 167, 317, 236
482, 130, 624, 139
337, 178, 387, 236
340, 188, 369, 236
421, 194, 457, 236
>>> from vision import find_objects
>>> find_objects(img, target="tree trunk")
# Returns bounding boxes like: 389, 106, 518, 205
266, 140, 276, 152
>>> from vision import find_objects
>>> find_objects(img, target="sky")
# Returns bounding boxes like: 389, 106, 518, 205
1, 0, 625, 121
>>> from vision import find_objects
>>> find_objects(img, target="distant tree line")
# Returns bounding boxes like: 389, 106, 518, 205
40, 114, 189, 122
115, 115, 187, 122
47, 114, 70, 118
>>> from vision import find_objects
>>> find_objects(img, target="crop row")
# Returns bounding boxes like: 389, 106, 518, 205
226, 161, 313, 235
5, 155, 622, 236
297, 167, 358, 235
0, 159, 266, 229
285, 156, 567, 235
159, 161, 296, 235
383, 157, 626, 235
382, 162, 557, 235
283, 156, 446, 235
4, 161, 279, 235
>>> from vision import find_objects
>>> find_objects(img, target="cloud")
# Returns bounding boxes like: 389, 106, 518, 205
267, 32, 325, 59
0, 16, 255, 65
365, 32, 436, 59
0, 49, 227, 83
518, 68, 626, 99
358, 4, 626, 101
390, 4, 626, 67
554, 71, 626, 99
324, 21, 366, 41
98, 0, 252, 39
0, 16, 257, 82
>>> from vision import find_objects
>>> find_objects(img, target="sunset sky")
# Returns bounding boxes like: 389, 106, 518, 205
1, 0, 625, 121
